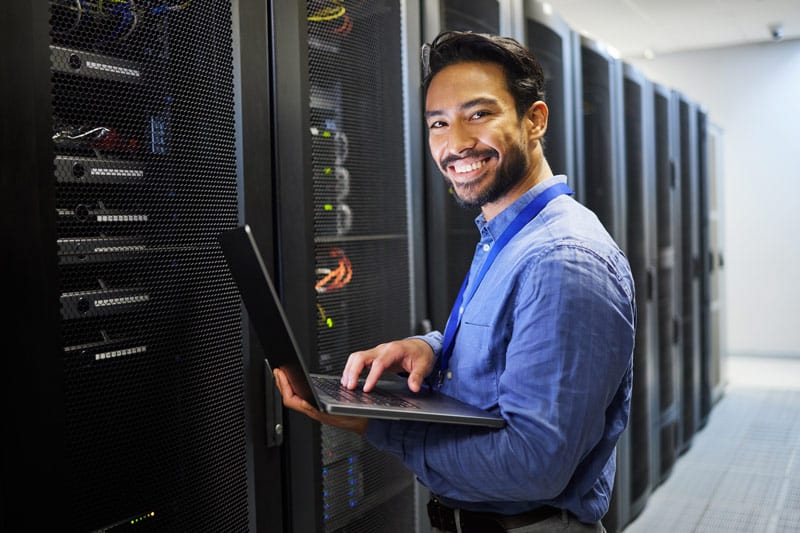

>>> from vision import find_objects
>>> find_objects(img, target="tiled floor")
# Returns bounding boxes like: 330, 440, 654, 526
623, 355, 800, 532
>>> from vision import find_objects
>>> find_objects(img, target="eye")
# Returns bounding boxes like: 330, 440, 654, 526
470, 110, 491, 120
428, 120, 447, 130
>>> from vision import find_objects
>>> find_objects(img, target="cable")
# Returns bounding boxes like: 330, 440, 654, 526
308, 5, 346, 22
315, 249, 352, 293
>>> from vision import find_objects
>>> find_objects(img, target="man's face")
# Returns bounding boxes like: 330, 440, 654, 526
425, 61, 532, 210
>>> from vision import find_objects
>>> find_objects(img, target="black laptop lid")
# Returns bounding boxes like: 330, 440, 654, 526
218, 225, 317, 405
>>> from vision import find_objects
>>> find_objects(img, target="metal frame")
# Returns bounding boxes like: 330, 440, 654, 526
1, 2, 64, 527
269, 2, 320, 531
233, 0, 285, 529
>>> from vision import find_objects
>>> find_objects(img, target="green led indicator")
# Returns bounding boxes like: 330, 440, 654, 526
322, 131, 332, 138
324, 204, 333, 211
130, 511, 156, 525
324, 167, 332, 174
326, 318, 334, 328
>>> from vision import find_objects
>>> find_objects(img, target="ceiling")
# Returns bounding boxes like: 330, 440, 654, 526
541, 0, 800, 59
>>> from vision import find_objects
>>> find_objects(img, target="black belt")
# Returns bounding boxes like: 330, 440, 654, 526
427, 497, 561, 532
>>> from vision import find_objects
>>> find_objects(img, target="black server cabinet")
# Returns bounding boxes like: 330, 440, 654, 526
523, 0, 578, 189
421, 0, 501, 332
577, 38, 626, 248
2, 1, 258, 531
622, 64, 657, 521
677, 95, 701, 453
271, 2, 420, 532
577, 36, 629, 532
696, 109, 713, 425
652, 83, 682, 482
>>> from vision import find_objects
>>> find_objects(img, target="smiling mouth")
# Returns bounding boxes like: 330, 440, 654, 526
452, 159, 488, 174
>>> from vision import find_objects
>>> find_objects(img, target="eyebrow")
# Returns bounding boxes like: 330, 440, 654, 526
424, 97, 500, 120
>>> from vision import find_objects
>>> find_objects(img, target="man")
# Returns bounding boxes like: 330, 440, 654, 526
274, 31, 635, 532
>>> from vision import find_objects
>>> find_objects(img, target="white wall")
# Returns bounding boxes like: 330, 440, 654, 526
630, 39, 800, 358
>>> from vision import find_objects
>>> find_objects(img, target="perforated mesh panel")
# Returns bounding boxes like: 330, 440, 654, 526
527, 20, 567, 176
443, 0, 499, 33
581, 47, 616, 235
306, 1, 414, 531
623, 77, 651, 502
50, 1, 246, 530
653, 91, 679, 480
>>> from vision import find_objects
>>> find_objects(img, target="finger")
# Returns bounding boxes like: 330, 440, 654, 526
407, 369, 425, 393
274, 368, 316, 412
342, 349, 373, 389
362, 358, 388, 392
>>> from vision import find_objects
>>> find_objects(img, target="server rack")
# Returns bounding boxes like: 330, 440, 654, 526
677, 95, 701, 453
622, 63, 658, 521
706, 122, 728, 405
271, 2, 421, 531
3, 1, 257, 530
523, 0, 579, 189
696, 109, 713, 425
577, 37, 627, 249
653, 83, 682, 482
577, 36, 629, 532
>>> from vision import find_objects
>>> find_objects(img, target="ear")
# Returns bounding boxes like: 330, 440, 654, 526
524, 101, 548, 143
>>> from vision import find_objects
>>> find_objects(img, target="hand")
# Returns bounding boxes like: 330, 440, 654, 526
273, 368, 369, 435
341, 338, 435, 393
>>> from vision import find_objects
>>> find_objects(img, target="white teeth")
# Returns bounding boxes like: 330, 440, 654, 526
453, 160, 486, 173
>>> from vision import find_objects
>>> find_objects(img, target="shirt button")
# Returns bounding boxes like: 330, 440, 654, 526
459, 306, 464, 315
447, 371, 453, 380
482, 243, 491, 252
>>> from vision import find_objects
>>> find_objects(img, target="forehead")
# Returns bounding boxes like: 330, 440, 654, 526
425, 61, 513, 111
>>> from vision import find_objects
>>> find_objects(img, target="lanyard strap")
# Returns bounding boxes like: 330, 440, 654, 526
434, 182, 574, 388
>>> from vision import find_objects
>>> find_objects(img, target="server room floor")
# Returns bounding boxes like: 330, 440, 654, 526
624, 354, 800, 533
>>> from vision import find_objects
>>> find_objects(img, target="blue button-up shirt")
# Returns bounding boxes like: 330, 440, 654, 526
365, 175, 635, 523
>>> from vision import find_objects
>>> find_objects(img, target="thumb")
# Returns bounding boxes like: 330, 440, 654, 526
407, 370, 425, 393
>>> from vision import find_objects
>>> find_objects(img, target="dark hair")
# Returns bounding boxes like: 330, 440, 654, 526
421, 31, 546, 119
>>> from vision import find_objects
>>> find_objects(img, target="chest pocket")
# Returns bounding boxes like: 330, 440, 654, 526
448, 321, 499, 410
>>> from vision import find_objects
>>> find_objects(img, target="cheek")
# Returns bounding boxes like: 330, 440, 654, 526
428, 137, 445, 162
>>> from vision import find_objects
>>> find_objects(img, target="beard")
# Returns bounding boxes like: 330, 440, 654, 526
441, 142, 529, 210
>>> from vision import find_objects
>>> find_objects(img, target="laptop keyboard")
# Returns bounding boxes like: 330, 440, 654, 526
312, 376, 419, 408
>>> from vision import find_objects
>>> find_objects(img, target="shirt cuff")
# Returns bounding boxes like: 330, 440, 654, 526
408, 331, 443, 356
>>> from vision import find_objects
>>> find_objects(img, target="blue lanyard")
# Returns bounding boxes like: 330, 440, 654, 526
434, 182, 574, 389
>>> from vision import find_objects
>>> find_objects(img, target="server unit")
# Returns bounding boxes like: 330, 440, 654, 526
523, 0, 579, 188
677, 94, 701, 453
652, 83, 682, 482
577, 36, 629, 532
622, 63, 658, 521
271, 2, 421, 531
3, 1, 258, 530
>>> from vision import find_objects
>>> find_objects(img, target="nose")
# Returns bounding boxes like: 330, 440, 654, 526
446, 120, 476, 155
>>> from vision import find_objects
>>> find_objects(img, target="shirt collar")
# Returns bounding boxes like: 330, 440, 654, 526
475, 175, 569, 241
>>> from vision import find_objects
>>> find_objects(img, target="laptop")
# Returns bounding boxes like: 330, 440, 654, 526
218, 225, 505, 428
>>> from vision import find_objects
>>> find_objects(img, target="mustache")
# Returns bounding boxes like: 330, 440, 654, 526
440, 149, 498, 170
